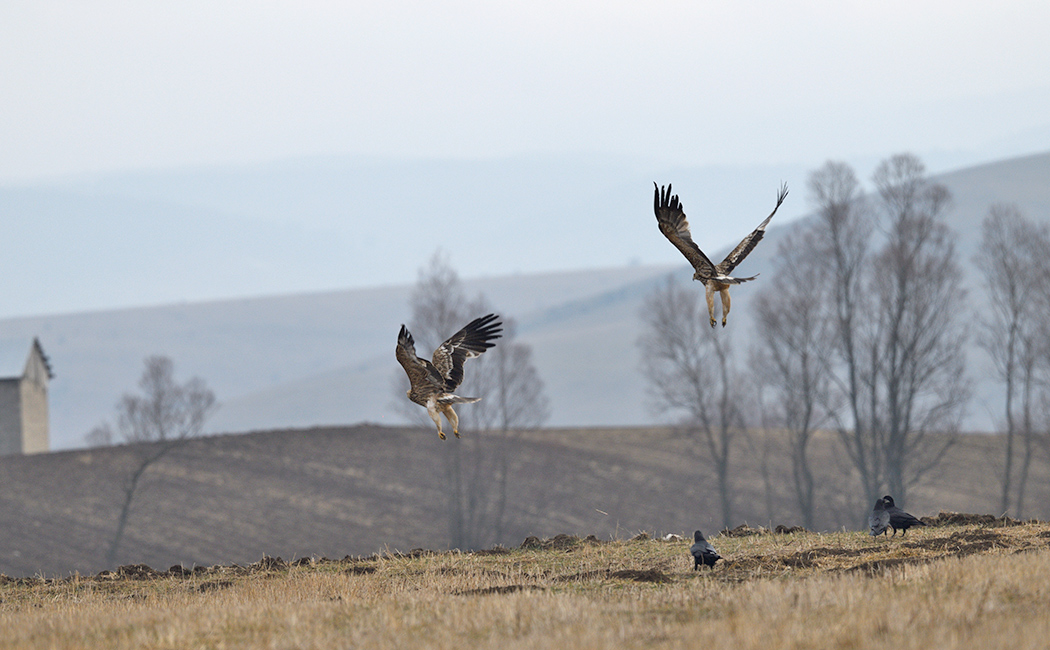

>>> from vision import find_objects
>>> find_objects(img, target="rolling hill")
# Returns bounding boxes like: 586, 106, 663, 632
1, 422, 1046, 578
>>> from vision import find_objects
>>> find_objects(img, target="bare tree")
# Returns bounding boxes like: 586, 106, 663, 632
868, 153, 969, 502
806, 156, 969, 510
753, 227, 834, 529
1030, 267, 1050, 519
639, 276, 743, 529
92, 356, 216, 567
978, 204, 1050, 516
807, 161, 884, 509
396, 250, 549, 549
455, 317, 550, 546
742, 373, 782, 525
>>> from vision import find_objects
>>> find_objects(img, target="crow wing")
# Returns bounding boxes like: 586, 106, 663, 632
691, 540, 720, 560
431, 314, 503, 391
690, 531, 721, 560
396, 325, 445, 395
717, 182, 788, 275
887, 506, 924, 531
654, 183, 718, 281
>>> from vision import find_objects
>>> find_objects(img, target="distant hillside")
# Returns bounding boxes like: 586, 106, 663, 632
0, 155, 811, 318
0, 152, 1048, 447
0, 423, 1045, 578
0, 263, 680, 448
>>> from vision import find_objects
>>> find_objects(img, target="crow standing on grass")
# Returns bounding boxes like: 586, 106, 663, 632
882, 495, 925, 536
869, 498, 890, 538
690, 530, 722, 569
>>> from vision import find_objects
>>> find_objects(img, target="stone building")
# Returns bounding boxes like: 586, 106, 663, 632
0, 338, 53, 455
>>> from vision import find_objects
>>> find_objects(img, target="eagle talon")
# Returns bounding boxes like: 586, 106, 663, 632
438, 431, 446, 440
453, 430, 461, 439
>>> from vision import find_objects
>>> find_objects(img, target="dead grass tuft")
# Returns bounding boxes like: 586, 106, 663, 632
193, 579, 233, 593
110, 564, 163, 580
848, 556, 930, 574
455, 584, 546, 596
922, 511, 1033, 527
609, 568, 670, 583
721, 524, 771, 537
519, 533, 601, 551
471, 546, 512, 556
344, 565, 377, 575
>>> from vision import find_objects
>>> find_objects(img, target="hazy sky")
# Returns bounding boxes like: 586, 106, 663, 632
3, 1, 1050, 183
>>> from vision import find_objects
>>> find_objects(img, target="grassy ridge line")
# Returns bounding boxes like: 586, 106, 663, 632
2, 522, 1049, 649
4, 423, 1049, 578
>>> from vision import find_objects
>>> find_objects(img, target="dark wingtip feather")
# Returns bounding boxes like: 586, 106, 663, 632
462, 313, 503, 349
398, 324, 413, 346
654, 182, 682, 215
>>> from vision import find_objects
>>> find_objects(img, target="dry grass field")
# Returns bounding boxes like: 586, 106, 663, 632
3, 519, 1049, 649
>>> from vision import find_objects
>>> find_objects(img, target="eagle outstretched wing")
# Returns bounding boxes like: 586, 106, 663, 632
431, 313, 503, 391
396, 325, 446, 393
396, 314, 504, 439
653, 183, 718, 281
716, 182, 788, 276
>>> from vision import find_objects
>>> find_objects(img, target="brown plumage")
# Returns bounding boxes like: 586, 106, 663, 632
653, 182, 788, 327
395, 314, 502, 440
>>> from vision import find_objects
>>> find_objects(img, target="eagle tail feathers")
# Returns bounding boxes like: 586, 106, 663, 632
717, 273, 759, 285
439, 395, 482, 405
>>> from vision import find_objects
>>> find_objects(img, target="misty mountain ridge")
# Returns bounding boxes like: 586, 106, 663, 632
2, 154, 812, 318
1, 151, 1049, 448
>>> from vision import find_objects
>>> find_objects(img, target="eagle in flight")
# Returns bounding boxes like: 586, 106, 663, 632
654, 182, 788, 327
395, 314, 503, 440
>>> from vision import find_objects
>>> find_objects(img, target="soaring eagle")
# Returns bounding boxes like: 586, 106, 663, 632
395, 314, 503, 440
653, 182, 788, 327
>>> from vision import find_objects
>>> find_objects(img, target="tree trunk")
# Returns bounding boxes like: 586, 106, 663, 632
106, 463, 147, 568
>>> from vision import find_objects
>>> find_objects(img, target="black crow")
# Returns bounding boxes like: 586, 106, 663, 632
690, 530, 722, 569
881, 495, 925, 536
869, 498, 890, 538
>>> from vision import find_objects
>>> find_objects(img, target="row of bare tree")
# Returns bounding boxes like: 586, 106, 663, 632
641, 152, 1050, 529
978, 203, 1050, 516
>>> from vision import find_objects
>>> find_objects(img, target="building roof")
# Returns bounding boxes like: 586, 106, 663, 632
0, 338, 53, 380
